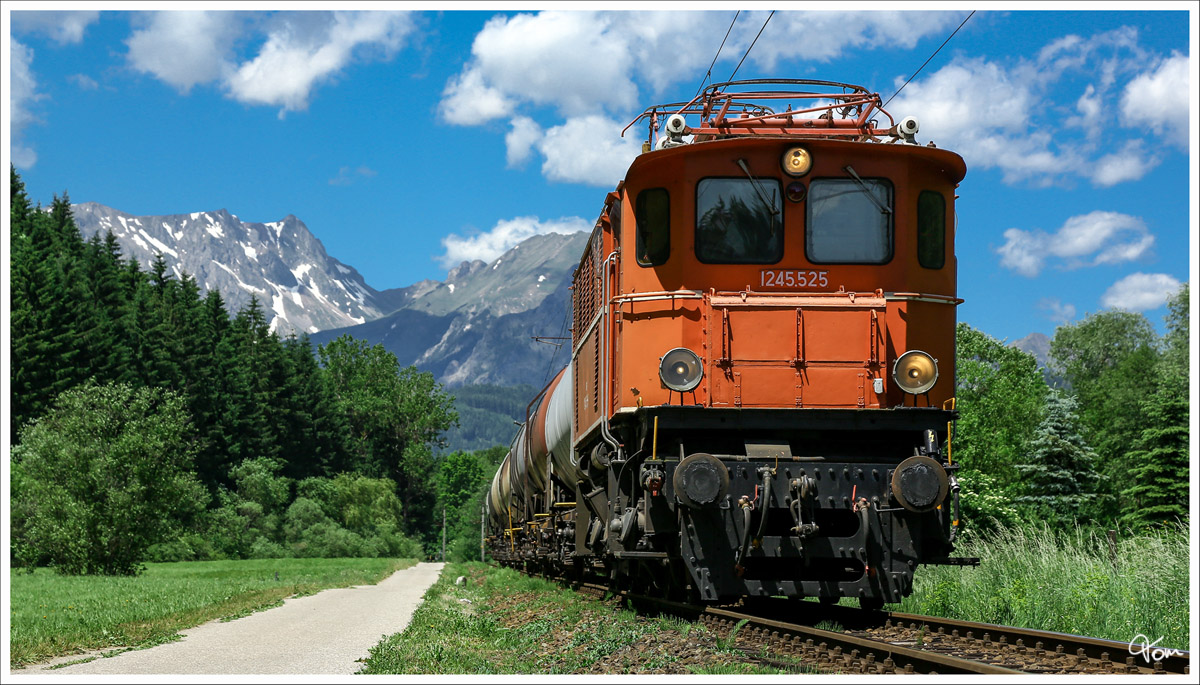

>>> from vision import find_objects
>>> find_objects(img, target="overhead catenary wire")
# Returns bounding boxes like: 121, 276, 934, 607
883, 10, 976, 108
694, 11, 740, 98
540, 302, 571, 388
727, 10, 775, 83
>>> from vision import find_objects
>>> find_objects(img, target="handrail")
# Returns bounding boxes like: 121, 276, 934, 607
623, 78, 902, 147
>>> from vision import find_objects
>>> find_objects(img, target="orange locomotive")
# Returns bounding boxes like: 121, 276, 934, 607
486, 80, 970, 608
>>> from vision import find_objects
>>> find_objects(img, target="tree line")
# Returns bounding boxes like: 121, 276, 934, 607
952, 284, 1189, 534
9, 166, 474, 573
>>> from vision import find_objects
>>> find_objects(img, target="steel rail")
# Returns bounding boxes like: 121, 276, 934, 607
742, 597, 1189, 675
879, 608, 1191, 675
701, 605, 1019, 674
526, 567, 1189, 675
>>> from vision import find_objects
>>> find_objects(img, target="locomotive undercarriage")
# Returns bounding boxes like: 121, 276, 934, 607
489, 407, 961, 607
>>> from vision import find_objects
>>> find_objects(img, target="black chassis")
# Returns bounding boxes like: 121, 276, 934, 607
577, 405, 959, 604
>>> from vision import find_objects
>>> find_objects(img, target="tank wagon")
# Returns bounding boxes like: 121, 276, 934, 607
486, 80, 970, 608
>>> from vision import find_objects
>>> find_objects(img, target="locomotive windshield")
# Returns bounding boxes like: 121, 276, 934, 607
806, 178, 893, 264
695, 178, 783, 264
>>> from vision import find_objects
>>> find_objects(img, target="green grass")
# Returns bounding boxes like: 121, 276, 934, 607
10, 557, 415, 667
898, 523, 1189, 649
361, 562, 799, 675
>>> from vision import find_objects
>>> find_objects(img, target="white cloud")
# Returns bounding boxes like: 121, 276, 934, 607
124, 11, 413, 114
887, 58, 1078, 184
1090, 139, 1160, 187
439, 216, 591, 269
441, 10, 964, 126
537, 115, 644, 186
758, 11, 964, 68
1037, 298, 1076, 324
68, 73, 100, 90
1120, 53, 1190, 148
126, 11, 241, 93
997, 211, 1153, 277
889, 28, 1178, 188
1101, 273, 1183, 312
10, 40, 41, 168
505, 117, 542, 168
12, 10, 100, 44
441, 11, 637, 124
440, 67, 515, 125
226, 11, 414, 115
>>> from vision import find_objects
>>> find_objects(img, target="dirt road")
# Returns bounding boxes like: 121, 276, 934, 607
19, 562, 444, 675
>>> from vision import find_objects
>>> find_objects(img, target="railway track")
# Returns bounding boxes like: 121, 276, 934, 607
565, 579, 1189, 675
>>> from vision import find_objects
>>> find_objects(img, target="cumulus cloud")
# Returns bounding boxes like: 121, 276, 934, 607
439, 216, 591, 268
440, 10, 963, 126
537, 115, 644, 186
1120, 53, 1190, 148
10, 40, 41, 168
126, 11, 242, 93
1089, 140, 1160, 187
887, 58, 1079, 184
757, 11, 964, 68
440, 11, 638, 124
226, 11, 414, 115
440, 67, 515, 125
1100, 273, 1183, 312
1037, 298, 1076, 324
500, 114, 640, 186
11, 10, 100, 44
125, 11, 413, 114
888, 28, 1176, 187
505, 117, 542, 168
997, 211, 1154, 277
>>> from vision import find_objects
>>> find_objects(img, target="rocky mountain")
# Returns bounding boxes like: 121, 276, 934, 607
1009, 332, 1051, 369
311, 231, 589, 388
71, 202, 393, 336
71, 199, 589, 390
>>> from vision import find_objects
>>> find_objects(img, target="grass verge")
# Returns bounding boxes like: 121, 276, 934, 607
10, 557, 415, 667
897, 524, 1189, 649
361, 562, 810, 675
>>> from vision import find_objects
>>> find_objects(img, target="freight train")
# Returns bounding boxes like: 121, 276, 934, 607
484, 80, 969, 609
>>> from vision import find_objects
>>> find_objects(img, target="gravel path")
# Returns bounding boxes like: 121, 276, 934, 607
21, 562, 444, 675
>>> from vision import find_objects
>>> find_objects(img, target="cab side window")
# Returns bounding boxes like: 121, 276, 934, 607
636, 188, 670, 266
917, 190, 945, 269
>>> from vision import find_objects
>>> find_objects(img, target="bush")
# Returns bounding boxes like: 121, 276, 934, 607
10, 382, 209, 575
281, 493, 422, 558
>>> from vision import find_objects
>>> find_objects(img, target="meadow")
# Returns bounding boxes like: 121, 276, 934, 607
897, 524, 1190, 650
360, 562, 801, 675
9, 557, 414, 667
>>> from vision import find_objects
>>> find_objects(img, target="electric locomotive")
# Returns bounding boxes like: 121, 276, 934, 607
486, 80, 969, 609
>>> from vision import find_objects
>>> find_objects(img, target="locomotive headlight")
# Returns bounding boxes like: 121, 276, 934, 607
781, 146, 812, 177
892, 350, 938, 394
659, 347, 703, 392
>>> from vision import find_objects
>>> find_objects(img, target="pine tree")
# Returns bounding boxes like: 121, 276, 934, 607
1121, 284, 1190, 528
277, 335, 351, 480
82, 231, 136, 385
1015, 390, 1100, 527
10, 189, 97, 425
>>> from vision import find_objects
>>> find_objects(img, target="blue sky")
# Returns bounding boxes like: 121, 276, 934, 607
5, 5, 1196, 344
